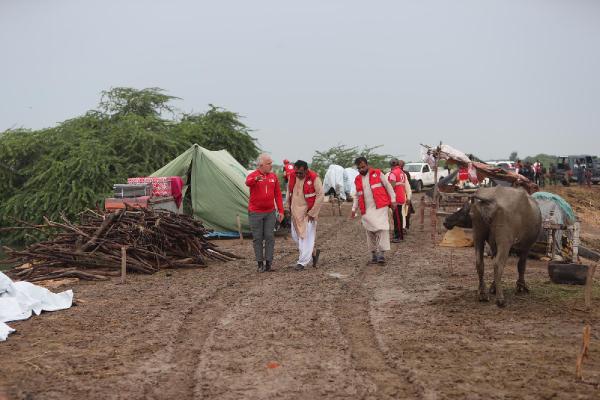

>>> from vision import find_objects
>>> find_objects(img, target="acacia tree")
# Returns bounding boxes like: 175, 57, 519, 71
176, 105, 258, 166
310, 144, 393, 177
99, 87, 179, 118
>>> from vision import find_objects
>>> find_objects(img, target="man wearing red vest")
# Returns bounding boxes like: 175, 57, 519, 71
282, 159, 295, 184
245, 153, 284, 273
287, 160, 324, 271
387, 158, 412, 243
351, 157, 397, 265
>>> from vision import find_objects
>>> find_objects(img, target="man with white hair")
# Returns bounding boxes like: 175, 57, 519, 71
245, 153, 284, 272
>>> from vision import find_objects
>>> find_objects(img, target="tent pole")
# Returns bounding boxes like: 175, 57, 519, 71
237, 215, 244, 242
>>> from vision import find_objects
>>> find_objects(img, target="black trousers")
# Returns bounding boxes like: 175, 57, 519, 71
392, 206, 404, 240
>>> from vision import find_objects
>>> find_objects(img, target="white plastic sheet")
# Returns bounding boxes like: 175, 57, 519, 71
343, 168, 359, 196
439, 144, 471, 164
0, 272, 73, 341
323, 165, 347, 200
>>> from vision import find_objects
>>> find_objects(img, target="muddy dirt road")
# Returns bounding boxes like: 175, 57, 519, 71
2, 200, 600, 399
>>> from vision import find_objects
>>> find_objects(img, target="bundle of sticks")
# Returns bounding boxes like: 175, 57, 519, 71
4, 209, 240, 282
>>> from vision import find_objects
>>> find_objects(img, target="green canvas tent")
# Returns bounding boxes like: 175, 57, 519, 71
151, 144, 250, 235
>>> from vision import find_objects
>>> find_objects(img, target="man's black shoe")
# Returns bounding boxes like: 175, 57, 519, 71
312, 249, 321, 268
367, 252, 378, 265
295, 263, 305, 271
265, 260, 272, 272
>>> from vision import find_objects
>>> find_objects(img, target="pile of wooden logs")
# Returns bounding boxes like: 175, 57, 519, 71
4, 209, 239, 282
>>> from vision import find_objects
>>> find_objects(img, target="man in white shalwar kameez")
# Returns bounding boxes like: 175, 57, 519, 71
351, 157, 396, 265
286, 160, 325, 271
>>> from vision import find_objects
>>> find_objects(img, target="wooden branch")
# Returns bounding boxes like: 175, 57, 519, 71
576, 325, 591, 381
6, 209, 237, 281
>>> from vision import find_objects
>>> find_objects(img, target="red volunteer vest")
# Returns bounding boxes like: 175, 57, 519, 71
354, 169, 391, 214
283, 163, 294, 179
389, 166, 407, 205
288, 170, 319, 211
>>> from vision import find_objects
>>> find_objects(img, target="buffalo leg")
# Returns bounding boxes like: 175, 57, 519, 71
488, 243, 497, 294
493, 243, 510, 307
475, 238, 488, 302
516, 250, 530, 293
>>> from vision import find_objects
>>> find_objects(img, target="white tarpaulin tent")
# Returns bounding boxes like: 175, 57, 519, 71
344, 168, 359, 197
0, 272, 73, 341
323, 165, 347, 200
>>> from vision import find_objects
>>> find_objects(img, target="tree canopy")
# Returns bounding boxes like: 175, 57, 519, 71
0, 87, 259, 244
310, 144, 393, 177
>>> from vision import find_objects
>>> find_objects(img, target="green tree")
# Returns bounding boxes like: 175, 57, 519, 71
509, 151, 518, 161
176, 105, 259, 166
310, 144, 393, 177
99, 87, 178, 118
523, 153, 557, 167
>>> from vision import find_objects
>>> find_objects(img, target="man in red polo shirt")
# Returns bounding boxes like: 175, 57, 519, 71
246, 153, 284, 272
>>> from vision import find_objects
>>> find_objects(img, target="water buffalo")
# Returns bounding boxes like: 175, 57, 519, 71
444, 186, 542, 307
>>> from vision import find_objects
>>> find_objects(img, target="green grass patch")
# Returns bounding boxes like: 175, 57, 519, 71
528, 280, 600, 304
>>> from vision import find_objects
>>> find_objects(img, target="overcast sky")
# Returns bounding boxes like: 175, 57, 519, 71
1, 0, 598, 163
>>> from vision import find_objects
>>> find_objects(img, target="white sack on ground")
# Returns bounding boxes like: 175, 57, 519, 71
0, 272, 73, 341
323, 165, 346, 200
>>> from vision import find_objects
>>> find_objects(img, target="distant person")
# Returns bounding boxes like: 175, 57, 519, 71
574, 159, 583, 185
585, 166, 593, 188
282, 159, 295, 184
351, 157, 396, 265
399, 160, 415, 230
515, 159, 523, 175
246, 153, 284, 273
521, 162, 534, 181
577, 158, 586, 186
549, 163, 557, 186
539, 162, 546, 188
387, 158, 412, 243
286, 160, 324, 271
458, 165, 469, 188
533, 160, 541, 185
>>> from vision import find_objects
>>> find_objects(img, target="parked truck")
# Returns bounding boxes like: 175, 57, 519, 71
405, 162, 449, 192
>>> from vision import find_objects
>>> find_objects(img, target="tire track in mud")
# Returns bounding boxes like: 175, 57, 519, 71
362, 218, 446, 400
333, 266, 422, 399
115, 273, 254, 400
190, 214, 354, 398
123, 213, 352, 400
325, 207, 424, 399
